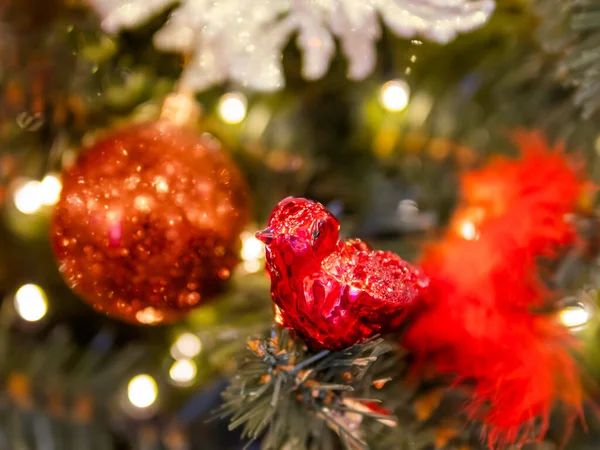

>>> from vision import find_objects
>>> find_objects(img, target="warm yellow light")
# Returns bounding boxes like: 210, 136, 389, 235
559, 305, 589, 329
127, 375, 158, 409
14, 284, 48, 322
380, 80, 410, 112
14, 180, 42, 214
240, 231, 264, 274
218, 92, 247, 124
39, 174, 62, 206
171, 333, 202, 359
459, 221, 478, 241
241, 234, 264, 262
169, 359, 197, 385
243, 260, 262, 273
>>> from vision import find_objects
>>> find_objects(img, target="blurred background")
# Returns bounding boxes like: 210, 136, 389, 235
2, 0, 600, 448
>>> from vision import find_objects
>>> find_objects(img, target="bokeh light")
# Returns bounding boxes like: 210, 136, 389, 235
171, 332, 202, 359
559, 304, 589, 329
127, 374, 158, 409
39, 173, 62, 206
241, 235, 264, 261
379, 80, 410, 112
13, 180, 43, 214
459, 220, 478, 241
218, 92, 247, 124
241, 231, 265, 274
169, 359, 197, 385
14, 284, 48, 322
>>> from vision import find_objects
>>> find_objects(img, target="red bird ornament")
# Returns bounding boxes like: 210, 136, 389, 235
256, 197, 428, 350
258, 132, 590, 450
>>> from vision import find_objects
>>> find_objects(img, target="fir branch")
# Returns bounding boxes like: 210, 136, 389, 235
216, 328, 397, 450
535, 0, 600, 119
0, 321, 148, 450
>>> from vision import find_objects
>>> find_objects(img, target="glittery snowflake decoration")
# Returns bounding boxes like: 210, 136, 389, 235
89, 0, 495, 92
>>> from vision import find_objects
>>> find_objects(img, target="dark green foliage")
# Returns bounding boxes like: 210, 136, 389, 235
535, 0, 600, 120
562, 0, 600, 119
0, 317, 147, 449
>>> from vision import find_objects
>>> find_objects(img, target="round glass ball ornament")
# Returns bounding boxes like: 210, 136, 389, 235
50, 121, 251, 324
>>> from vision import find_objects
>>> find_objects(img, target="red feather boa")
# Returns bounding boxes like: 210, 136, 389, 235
403, 132, 586, 448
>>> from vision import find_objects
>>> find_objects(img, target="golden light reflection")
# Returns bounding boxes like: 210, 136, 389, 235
127, 375, 158, 409
14, 284, 48, 322
171, 333, 202, 359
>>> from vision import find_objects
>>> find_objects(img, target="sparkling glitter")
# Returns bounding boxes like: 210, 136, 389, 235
258, 197, 427, 349
88, 0, 495, 92
51, 121, 251, 325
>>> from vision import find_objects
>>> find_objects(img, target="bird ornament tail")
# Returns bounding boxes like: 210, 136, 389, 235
403, 131, 590, 448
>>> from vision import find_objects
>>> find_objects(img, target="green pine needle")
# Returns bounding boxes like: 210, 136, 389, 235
216, 328, 397, 450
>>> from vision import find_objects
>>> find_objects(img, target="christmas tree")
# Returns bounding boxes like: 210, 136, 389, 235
1, 1, 600, 449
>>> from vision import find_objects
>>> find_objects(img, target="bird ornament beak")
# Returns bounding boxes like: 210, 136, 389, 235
256, 228, 274, 245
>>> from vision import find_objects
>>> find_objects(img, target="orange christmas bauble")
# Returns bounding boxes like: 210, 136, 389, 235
51, 121, 251, 325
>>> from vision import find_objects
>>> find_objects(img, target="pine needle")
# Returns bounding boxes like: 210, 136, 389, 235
216, 328, 396, 450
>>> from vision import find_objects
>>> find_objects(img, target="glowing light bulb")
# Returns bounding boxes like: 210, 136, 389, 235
240, 231, 265, 274
169, 359, 197, 385
459, 221, 478, 241
218, 92, 247, 124
13, 180, 42, 214
243, 260, 262, 273
14, 284, 48, 322
127, 375, 158, 409
39, 173, 62, 206
559, 305, 589, 329
380, 80, 410, 112
171, 333, 202, 359
241, 235, 264, 261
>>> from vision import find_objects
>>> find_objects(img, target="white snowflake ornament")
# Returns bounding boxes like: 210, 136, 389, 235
88, 0, 495, 92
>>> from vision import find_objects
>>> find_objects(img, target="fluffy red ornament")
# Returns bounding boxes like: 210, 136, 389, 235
403, 131, 586, 448
51, 121, 251, 325
256, 197, 428, 350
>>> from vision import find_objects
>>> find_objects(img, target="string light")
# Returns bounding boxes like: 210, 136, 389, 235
171, 332, 202, 359
242, 258, 262, 273
558, 304, 589, 329
379, 80, 410, 112
14, 284, 48, 322
241, 231, 265, 273
39, 173, 62, 206
459, 220, 478, 241
13, 180, 43, 214
169, 359, 197, 386
127, 374, 158, 409
218, 92, 247, 124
